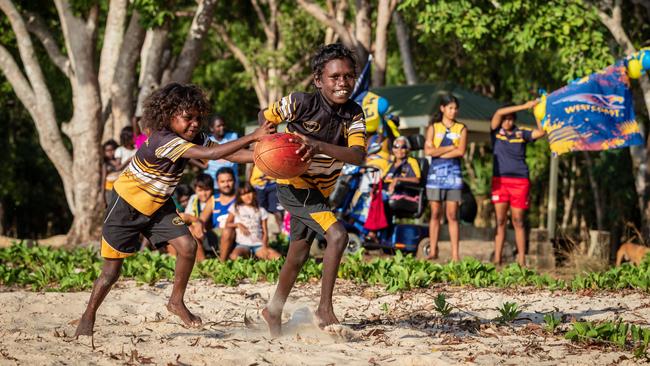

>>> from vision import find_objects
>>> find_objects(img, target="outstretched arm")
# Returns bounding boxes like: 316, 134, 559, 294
181, 121, 272, 160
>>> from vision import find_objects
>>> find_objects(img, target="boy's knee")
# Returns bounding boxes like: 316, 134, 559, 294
175, 237, 198, 257
327, 225, 348, 251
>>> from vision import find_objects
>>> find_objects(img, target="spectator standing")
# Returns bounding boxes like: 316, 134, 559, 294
101, 139, 120, 206
424, 94, 467, 262
204, 115, 239, 188
115, 126, 137, 170
490, 100, 545, 267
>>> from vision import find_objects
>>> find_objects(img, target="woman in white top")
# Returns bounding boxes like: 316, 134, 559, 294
226, 184, 281, 260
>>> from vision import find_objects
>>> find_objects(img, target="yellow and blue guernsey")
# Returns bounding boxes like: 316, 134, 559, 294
261, 91, 366, 197
491, 126, 534, 178
113, 129, 217, 216
426, 121, 465, 190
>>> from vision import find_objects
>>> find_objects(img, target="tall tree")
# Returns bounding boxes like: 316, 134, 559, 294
212, 0, 324, 107
0, 0, 217, 243
297, 0, 399, 87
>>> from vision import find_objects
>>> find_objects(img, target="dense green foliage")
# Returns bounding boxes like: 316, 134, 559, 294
2, 244, 650, 293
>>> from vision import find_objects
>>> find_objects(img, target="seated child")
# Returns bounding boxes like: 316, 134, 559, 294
226, 184, 281, 260
101, 139, 120, 206
171, 174, 215, 261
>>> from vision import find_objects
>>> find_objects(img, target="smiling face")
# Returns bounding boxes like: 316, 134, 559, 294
314, 58, 356, 105
195, 186, 213, 203
392, 141, 409, 160
169, 109, 201, 141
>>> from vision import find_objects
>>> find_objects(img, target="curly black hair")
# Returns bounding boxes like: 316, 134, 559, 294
311, 43, 357, 80
141, 83, 211, 131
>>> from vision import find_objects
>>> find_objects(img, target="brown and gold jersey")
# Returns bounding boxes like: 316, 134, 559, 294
113, 129, 216, 216
261, 91, 366, 197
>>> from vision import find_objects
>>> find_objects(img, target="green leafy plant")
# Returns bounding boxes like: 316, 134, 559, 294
433, 293, 453, 317
543, 312, 562, 333
565, 319, 650, 359
495, 302, 521, 323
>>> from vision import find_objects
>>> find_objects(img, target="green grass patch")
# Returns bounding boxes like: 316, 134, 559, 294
0, 243, 649, 293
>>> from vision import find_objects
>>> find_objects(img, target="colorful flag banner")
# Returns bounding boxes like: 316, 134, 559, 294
540, 61, 644, 155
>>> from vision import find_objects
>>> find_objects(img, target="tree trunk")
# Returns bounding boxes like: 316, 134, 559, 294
54, 0, 104, 244
98, 0, 127, 111
110, 11, 146, 141
392, 11, 417, 85
170, 0, 218, 83
371, 0, 395, 87
0, 0, 75, 212
136, 26, 171, 117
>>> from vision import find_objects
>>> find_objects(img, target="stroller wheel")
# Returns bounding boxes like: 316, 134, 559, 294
345, 233, 363, 255
416, 238, 431, 259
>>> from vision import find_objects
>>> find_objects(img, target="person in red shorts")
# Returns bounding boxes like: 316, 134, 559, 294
490, 100, 546, 266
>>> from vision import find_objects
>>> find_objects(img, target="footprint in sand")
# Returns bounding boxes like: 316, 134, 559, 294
323, 324, 362, 342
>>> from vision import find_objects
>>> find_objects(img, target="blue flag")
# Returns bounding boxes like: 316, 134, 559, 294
352, 55, 372, 104
542, 61, 644, 155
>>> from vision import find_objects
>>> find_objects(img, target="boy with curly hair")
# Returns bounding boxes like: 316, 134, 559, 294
75, 83, 272, 337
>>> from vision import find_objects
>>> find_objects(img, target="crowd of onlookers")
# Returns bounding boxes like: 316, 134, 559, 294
101, 92, 546, 266
101, 115, 285, 262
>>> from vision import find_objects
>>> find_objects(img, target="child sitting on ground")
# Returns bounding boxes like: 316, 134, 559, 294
171, 174, 215, 261
226, 184, 281, 260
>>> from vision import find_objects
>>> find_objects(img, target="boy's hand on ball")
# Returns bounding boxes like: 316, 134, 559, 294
253, 121, 275, 140
294, 133, 318, 163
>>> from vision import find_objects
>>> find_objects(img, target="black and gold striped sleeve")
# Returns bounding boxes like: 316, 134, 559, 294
347, 111, 366, 150
262, 92, 303, 125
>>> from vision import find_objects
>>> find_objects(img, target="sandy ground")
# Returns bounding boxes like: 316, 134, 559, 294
1, 279, 649, 365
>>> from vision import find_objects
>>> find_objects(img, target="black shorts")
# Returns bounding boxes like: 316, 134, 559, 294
276, 184, 337, 244
101, 194, 190, 259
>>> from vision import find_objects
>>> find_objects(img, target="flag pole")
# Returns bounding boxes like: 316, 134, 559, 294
547, 154, 559, 239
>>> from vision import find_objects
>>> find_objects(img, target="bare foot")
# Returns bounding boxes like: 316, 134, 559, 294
315, 308, 339, 329
74, 313, 95, 338
261, 307, 281, 338
166, 301, 202, 327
